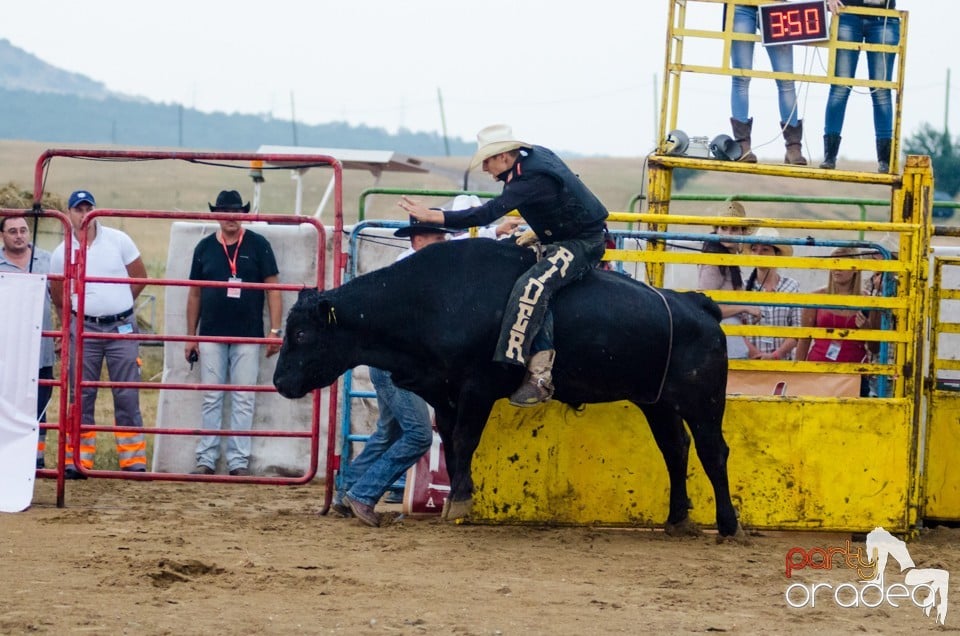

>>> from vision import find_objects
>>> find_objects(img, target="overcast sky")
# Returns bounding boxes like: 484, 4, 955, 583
4, 1, 957, 160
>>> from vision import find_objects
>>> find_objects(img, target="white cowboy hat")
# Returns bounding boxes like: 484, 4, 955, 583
445, 194, 482, 211
876, 233, 900, 256
751, 227, 793, 257
469, 124, 531, 170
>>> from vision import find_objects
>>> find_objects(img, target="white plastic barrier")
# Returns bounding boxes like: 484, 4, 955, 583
0, 273, 45, 512
153, 222, 325, 476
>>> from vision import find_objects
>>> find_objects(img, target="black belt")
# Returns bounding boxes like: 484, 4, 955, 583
72, 308, 134, 324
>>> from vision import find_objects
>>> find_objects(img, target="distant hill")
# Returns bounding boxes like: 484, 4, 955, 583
0, 38, 119, 99
0, 38, 475, 156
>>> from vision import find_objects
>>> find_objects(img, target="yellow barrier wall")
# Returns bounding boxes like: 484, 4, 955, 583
472, 397, 915, 533
923, 395, 960, 520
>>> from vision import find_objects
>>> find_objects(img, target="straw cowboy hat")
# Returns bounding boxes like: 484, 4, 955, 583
714, 200, 756, 235
751, 227, 794, 257
469, 124, 531, 170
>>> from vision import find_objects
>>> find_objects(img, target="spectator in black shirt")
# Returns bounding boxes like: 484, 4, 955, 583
185, 190, 282, 476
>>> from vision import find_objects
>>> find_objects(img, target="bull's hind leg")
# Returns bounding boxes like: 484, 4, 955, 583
679, 394, 744, 540
440, 378, 502, 521
638, 402, 698, 537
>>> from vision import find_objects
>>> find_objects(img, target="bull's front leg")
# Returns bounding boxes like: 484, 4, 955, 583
642, 403, 700, 537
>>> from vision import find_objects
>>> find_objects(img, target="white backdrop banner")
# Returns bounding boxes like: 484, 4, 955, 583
0, 272, 45, 512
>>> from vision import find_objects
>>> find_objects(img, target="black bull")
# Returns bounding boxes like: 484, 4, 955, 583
273, 238, 742, 537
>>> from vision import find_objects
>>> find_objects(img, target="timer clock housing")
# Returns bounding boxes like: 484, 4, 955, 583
759, 1, 829, 46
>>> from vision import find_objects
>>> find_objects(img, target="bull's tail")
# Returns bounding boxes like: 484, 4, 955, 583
683, 291, 723, 323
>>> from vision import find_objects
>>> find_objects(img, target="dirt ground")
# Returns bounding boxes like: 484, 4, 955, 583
1, 478, 956, 635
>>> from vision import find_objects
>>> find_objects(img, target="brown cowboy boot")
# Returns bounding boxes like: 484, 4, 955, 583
782, 120, 807, 165
730, 117, 758, 163
508, 350, 556, 407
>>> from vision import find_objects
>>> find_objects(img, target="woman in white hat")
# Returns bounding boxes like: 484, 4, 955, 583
744, 227, 801, 360
399, 124, 608, 407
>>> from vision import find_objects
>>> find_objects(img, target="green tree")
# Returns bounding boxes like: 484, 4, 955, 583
672, 168, 700, 191
903, 123, 960, 197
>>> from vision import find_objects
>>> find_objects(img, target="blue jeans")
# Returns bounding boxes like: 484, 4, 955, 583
195, 342, 259, 471
341, 367, 433, 507
824, 13, 900, 139
730, 6, 799, 126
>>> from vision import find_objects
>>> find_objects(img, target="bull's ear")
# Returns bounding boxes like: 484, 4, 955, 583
298, 287, 318, 300
311, 297, 338, 327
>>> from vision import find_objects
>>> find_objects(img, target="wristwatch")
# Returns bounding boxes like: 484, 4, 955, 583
270, 328, 283, 337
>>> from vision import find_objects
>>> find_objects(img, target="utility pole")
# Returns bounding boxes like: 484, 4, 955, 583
945, 68, 952, 136
437, 87, 450, 156
291, 91, 299, 147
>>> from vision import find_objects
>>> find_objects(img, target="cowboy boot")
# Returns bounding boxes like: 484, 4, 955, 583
730, 118, 758, 163
819, 133, 841, 169
508, 350, 556, 407
782, 120, 807, 165
876, 138, 892, 173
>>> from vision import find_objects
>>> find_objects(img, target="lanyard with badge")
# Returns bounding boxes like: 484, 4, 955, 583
219, 229, 245, 298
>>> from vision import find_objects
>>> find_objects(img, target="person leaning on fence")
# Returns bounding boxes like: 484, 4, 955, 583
697, 201, 761, 360
335, 216, 456, 527
725, 2, 807, 165
0, 215, 55, 469
49, 190, 149, 478
819, 0, 901, 172
399, 124, 609, 407
186, 190, 282, 477
796, 246, 880, 396
743, 227, 801, 361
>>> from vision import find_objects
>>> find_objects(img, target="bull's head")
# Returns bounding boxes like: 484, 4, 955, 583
273, 288, 357, 399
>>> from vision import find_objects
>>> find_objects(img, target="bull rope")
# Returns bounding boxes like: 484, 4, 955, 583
640, 281, 673, 404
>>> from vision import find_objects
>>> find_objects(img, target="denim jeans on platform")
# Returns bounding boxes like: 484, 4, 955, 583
195, 342, 259, 471
730, 5, 799, 126
340, 366, 433, 507
824, 13, 900, 139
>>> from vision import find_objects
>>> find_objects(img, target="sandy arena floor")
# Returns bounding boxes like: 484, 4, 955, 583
1, 477, 955, 635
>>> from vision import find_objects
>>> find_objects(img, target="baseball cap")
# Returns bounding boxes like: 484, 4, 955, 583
68, 190, 96, 209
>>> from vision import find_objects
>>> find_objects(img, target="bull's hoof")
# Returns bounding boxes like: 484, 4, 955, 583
442, 498, 473, 522
664, 518, 702, 537
716, 523, 751, 545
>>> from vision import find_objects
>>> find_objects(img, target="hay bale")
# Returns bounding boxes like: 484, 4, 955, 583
0, 182, 65, 211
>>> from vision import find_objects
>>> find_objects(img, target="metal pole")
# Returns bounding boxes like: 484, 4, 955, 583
652, 73, 659, 148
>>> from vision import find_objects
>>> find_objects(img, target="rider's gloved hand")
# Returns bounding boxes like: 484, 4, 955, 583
515, 229, 539, 247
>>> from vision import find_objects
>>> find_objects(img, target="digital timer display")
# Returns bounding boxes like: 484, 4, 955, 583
759, 1, 829, 46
